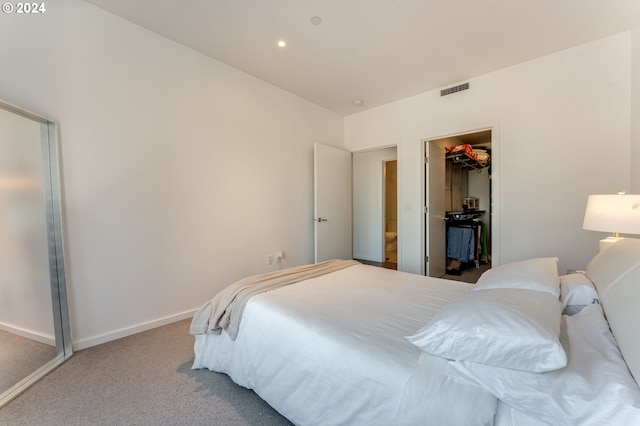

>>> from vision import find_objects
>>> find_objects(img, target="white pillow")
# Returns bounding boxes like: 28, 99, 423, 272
406, 288, 566, 372
474, 257, 560, 297
559, 273, 599, 308
448, 305, 640, 426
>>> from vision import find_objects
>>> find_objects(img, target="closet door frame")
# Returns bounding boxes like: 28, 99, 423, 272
421, 121, 500, 275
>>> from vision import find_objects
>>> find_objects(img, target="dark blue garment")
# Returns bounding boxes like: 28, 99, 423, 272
447, 227, 475, 262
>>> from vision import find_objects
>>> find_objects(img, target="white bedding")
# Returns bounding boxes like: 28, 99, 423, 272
450, 304, 640, 425
192, 241, 640, 425
192, 264, 497, 425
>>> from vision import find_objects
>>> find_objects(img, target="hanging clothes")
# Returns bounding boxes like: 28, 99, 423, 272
447, 226, 475, 263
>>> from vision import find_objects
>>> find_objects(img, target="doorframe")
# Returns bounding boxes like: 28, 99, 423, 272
420, 121, 501, 275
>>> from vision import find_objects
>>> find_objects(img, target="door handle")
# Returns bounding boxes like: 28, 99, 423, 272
316, 217, 328, 222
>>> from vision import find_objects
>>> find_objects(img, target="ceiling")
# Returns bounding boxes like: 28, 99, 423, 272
84, 0, 640, 116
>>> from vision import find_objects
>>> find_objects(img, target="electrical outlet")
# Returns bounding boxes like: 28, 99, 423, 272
276, 250, 284, 263
267, 255, 273, 265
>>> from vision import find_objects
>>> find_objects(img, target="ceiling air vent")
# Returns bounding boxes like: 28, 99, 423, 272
440, 82, 469, 97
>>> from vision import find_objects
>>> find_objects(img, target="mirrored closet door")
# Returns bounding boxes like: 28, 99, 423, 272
0, 100, 72, 407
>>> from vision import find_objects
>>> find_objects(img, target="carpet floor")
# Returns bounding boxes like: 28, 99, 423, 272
0, 319, 293, 426
442, 262, 491, 283
0, 330, 56, 396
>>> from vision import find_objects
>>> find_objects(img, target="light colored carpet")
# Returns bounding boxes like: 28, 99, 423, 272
443, 262, 491, 284
0, 319, 293, 426
0, 330, 56, 395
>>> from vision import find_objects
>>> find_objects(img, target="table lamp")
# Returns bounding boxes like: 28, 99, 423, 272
582, 193, 640, 252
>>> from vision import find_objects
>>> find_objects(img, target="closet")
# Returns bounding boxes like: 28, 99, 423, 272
444, 137, 491, 275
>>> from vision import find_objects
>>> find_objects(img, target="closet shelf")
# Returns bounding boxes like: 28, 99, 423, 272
446, 152, 489, 171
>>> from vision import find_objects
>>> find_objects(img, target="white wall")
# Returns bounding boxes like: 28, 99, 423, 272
632, 26, 640, 193
0, 0, 343, 348
353, 147, 397, 262
346, 33, 632, 276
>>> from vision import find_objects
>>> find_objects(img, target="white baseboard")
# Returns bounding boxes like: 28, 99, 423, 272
0, 322, 55, 346
73, 309, 197, 350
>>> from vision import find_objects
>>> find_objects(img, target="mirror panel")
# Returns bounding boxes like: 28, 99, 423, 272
0, 100, 72, 407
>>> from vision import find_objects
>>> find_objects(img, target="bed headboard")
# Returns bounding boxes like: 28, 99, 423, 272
586, 238, 640, 386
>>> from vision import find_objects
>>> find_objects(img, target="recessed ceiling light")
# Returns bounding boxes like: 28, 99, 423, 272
353, 99, 364, 106
277, 40, 287, 47
310, 16, 322, 25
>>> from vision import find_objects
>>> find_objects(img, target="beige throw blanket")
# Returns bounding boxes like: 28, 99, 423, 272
190, 259, 360, 340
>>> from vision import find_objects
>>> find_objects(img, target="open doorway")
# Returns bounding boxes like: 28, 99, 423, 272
353, 147, 398, 270
383, 159, 398, 269
424, 130, 493, 282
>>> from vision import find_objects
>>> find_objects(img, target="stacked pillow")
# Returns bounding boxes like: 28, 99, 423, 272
472, 257, 561, 297
407, 257, 565, 372
406, 257, 640, 424
559, 272, 599, 308
447, 304, 640, 425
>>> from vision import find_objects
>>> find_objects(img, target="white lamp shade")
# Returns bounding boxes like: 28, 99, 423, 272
582, 194, 640, 234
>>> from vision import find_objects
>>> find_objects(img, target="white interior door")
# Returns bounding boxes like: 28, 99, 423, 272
314, 143, 352, 262
425, 141, 447, 276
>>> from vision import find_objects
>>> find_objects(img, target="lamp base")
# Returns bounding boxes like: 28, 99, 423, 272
599, 236, 625, 252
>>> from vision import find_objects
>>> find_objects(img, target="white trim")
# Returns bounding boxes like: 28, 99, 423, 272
396, 142, 403, 270
73, 309, 197, 350
420, 120, 501, 275
0, 322, 55, 346
351, 143, 398, 155
490, 122, 501, 267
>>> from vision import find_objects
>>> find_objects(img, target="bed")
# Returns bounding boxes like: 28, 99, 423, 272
190, 239, 640, 425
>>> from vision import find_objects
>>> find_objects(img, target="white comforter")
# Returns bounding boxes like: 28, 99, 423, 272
192, 264, 497, 425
